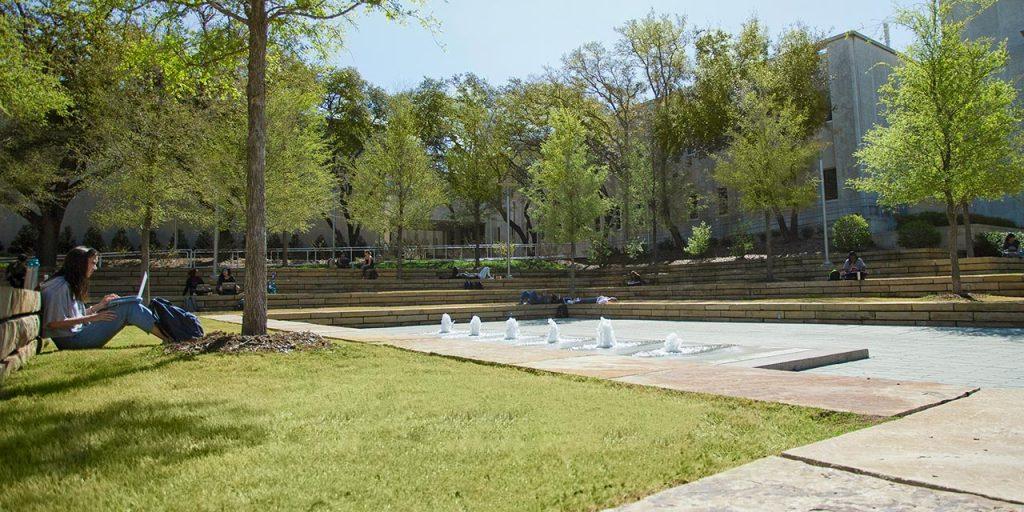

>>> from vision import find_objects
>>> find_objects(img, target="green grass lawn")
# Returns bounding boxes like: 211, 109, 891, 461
0, 319, 874, 511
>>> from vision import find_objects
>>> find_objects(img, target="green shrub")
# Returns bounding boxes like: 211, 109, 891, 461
109, 229, 134, 252
895, 211, 1019, 229
83, 227, 106, 251
684, 222, 712, 257
9, 224, 37, 254
832, 214, 872, 252
975, 231, 1024, 257
728, 222, 755, 257
624, 238, 646, 261
194, 231, 213, 250
897, 220, 941, 248
588, 238, 612, 267
268, 233, 283, 249
288, 233, 304, 248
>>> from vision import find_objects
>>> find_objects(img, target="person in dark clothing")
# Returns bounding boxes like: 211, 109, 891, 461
183, 268, 204, 312
626, 271, 645, 286
335, 253, 352, 269
840, 251, 867, 280
4, 254, 28, 288
1002, 233, 1021, 258
519, 290, 562, 305
216, 268, 239, 295
360, 251, 375, 279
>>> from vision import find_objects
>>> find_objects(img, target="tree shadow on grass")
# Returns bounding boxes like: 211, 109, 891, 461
0, 351, 191, 400
0, 398, 266, 487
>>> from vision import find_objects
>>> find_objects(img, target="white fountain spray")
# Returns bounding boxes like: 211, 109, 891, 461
469, 316, 482, 336
505, 317, 520, 340
546, 318, 560, 343
664, 332, 682, 353
439, 313, 454, 334
595, 317, 616, 348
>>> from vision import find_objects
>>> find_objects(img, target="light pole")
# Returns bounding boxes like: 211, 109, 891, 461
505, 186, 512, 279
818, 157, 831, 267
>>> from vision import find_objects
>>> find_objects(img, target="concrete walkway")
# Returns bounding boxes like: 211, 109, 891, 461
610, 388, 1024, 510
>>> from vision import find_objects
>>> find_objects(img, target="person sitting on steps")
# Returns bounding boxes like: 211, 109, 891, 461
41, 246, 171, 350
840, 251, 867, 280
216, 268, 239, 294
457, 266, 491, 279
1002, 233, 1021, 258
182, 268, 204, 312
360, 251, 376, 279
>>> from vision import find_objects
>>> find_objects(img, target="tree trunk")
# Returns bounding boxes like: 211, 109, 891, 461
774, 209, 789, 241
764, 210, 774, 282
397, 225, 404, 280
34, 206, 64, 272
242, 6, 269, 336
622, 183, 632, 246
212, 225, 220, 278
569, 241, 577, 297
961, 201, 974, 258
281, 231, 290, 266
945, 197, 963, 295
789, 209, 800, 241
141, 209, 152, 302
667, 224, 684, 254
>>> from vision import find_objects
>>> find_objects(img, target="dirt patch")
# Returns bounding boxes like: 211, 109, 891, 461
164, 331, 333, 355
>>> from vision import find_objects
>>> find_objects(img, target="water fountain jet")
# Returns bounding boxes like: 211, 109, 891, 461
469, 316, 482, 336
595, 317, 616, 348
664, 333, 682, 353
439, 313, 453, 334
505, 317, 520, 340
546, 318, 560, 343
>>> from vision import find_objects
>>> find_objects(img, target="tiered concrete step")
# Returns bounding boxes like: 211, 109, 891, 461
0, 287, 42, 386
268, 303, 560, 328
181, 273, 1024, 312
569, 299, 1024, 328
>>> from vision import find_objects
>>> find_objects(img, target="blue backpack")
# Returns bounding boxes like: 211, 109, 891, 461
150, 298, 204, 342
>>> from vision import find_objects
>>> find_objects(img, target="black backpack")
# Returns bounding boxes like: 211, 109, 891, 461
555, 304, 569, 318
149, 298, 205, 342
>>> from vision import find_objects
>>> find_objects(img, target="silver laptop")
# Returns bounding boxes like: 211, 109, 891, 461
106, 271, 148, 308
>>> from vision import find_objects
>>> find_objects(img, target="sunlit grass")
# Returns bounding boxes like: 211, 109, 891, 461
0, 319, 873, 511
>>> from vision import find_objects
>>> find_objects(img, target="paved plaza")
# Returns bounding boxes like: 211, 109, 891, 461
365, 318, 1024, 388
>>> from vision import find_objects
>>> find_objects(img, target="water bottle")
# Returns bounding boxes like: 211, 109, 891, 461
25, 257, 39, 290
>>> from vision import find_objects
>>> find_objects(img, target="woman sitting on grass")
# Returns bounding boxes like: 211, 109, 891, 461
41, 246, 170, 350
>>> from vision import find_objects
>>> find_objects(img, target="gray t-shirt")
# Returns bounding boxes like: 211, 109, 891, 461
40, 276, 87, 339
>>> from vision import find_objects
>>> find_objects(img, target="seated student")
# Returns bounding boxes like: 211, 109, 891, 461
626, 271, 645, 286
216, 268, 239, 295
182, 268, 204, 312
360, 251, 375, 278
1002, 233, 1021, 258
41, 246, 170, 350
267, 271, 278, 294
840, 251, 867, 280
335, 254, 351, 269
4, 254, 28, 288
519, 290, 561, 305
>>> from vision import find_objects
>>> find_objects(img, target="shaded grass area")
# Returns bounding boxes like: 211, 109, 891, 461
0, 319, 874, 511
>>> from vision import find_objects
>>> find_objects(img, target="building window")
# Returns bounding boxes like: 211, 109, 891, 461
688, 194, 700, 220
717, 188, 728, 215
823, 168, 838, 201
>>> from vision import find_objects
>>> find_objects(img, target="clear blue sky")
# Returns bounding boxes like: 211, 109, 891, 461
331, 0, 912, 92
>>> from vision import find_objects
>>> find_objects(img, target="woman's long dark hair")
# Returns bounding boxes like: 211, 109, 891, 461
52, 246, 98, 302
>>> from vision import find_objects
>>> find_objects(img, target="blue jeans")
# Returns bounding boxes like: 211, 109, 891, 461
184, 294, 199, 312
52, 301, 158, 350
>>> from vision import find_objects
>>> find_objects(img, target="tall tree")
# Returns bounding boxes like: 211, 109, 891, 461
713, 87, 821, 281
160, 0, 423, 335
525, 108, 610, 294
447, 75, 503, 267
853, 0, 1024, 295
617, 11, 693, 255
321, 67, 387, 246
561, 41, 648, 244
0, 15, 69, 121
348, 96, 445, 279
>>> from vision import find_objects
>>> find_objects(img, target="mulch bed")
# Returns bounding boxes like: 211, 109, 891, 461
164, 331, 333, 355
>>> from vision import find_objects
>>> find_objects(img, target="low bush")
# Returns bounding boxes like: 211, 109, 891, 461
895, 211, 1019, 228
728, 222, 755, 257
684, 222, 712, 258
832, 214, 873, 252
897, 220, 941, 249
